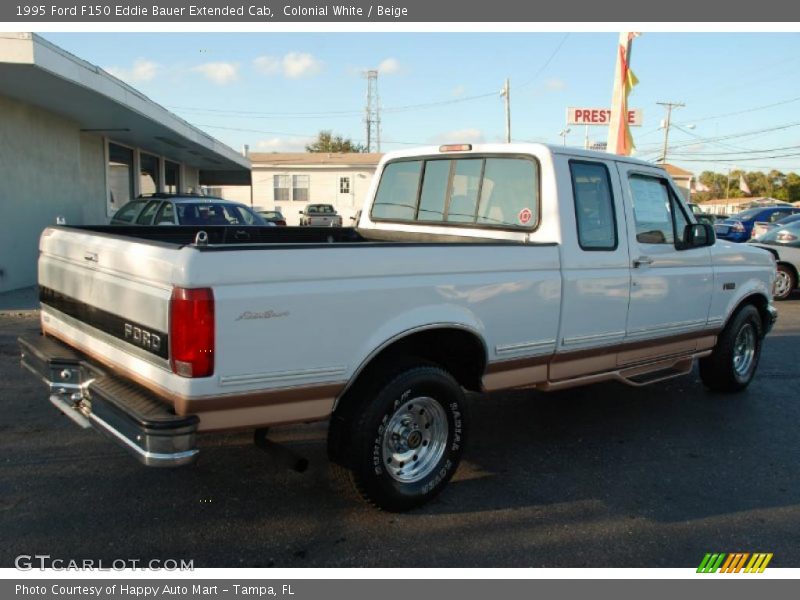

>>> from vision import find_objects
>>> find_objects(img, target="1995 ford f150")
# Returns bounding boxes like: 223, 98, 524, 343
19, 143, 777, 511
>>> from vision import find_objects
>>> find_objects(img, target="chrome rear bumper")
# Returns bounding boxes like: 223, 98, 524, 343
18, 334, 198, 467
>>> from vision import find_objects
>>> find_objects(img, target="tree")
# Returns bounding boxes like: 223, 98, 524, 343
693, 168, 800, 204
305, 130, 366, 153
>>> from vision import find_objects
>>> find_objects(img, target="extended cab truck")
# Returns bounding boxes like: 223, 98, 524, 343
19, 143, 777, 511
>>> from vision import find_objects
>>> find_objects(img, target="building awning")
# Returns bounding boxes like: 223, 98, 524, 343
0, 33, 250, 186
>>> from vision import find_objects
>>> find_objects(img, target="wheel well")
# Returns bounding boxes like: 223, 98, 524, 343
733, 293, 771, 333
344, 328, 487, 397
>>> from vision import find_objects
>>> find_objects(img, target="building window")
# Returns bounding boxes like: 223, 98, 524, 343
139, 152, 161, 195
293, 175, 310, 202
340, 176, 351, 194
274, 175, 290, 202
107, 142, 134, 212
165, 160, 181, 193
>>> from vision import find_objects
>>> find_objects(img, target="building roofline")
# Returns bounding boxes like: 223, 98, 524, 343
0, 32, 249, 174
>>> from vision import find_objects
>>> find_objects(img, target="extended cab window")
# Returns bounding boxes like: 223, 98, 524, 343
372, 156, 539, 230
570, 161, 617, 250
629, 175, 691, 246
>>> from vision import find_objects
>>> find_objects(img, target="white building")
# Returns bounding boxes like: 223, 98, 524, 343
216, 152, 383, 226
0, 33, 250, 293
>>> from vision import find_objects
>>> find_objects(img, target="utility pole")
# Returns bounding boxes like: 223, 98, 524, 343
364, 70, 380, 152
657, 101, 685, 164
726, 167, 732, 199
500, 78, 511, 143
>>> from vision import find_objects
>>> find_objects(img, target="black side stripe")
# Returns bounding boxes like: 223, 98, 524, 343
39, 286, 169, 359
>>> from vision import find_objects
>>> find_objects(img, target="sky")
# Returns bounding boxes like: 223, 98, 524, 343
43, 32, 800, 175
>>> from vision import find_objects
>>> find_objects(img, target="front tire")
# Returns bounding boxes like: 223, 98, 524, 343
773, 264, 796, 301
329, 363, 467, 511
700, 304, 763, 392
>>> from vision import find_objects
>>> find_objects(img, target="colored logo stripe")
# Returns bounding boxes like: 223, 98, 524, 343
697, 553, 773, 573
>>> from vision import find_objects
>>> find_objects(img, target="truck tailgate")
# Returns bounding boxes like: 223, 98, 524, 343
37, 227, 177, 373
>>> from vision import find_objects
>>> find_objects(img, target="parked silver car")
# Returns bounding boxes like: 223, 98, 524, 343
750, 220, 800, 300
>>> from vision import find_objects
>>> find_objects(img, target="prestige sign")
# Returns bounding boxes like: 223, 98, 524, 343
567, 107, 643, 126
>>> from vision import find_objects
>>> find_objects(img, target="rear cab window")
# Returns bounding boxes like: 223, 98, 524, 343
371, 155, 539, 230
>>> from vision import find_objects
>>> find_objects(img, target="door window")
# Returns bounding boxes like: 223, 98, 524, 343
628, 175, 691, 247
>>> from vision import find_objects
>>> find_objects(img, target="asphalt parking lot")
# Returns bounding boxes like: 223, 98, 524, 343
1, 302, 800, 568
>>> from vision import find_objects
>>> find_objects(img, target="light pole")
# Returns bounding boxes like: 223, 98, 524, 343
559, 128, 571, 146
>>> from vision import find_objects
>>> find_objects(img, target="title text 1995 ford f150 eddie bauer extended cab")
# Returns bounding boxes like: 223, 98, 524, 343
19, 143, 777, 511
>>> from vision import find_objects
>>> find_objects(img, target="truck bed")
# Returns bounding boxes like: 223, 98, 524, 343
66, 225, 535, 247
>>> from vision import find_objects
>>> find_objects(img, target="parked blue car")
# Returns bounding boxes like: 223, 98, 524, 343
714, 206, 800, 242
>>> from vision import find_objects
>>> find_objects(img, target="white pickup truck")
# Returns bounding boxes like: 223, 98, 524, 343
20, 143, 777, 511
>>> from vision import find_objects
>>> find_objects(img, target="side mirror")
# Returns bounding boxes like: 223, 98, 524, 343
298, 210, 304, 215
682, 223, 715, 248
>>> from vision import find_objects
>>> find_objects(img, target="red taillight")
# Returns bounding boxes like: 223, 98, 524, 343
732, 221, 745, 233
170, 287, 214, 378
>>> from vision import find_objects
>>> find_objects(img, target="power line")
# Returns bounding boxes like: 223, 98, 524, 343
517, 33, 571, 89
675, 152, 800, 163
637, 121, 800, 157
197, 123, 425, 146
677, 94, 800, 125
667, 144, 800, 157
165, 35, 571, 122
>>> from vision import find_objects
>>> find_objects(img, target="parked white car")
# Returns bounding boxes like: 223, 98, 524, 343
20, 143, 777, 511
750, 220, 800, 300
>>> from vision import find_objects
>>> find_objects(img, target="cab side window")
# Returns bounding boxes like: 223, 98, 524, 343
628, 175, 691, 247
570, 161, 617, 250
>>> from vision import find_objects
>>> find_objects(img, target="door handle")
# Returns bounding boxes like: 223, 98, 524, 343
633, 256, 653, 268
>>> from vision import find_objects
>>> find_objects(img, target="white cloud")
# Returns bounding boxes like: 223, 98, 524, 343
255, 137, 314, 152
431, 129, 486, 144
192, 62, 239, 85
253, 55, 281, 76
282, 52, 322, 79
253, 53, 323, 79
452, 84, 466, 97
544, 78, 567, 91
105, 58, 160, 83
377, 58, 402, 75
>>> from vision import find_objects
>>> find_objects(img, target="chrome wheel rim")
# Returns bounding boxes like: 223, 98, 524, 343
733, 323, 756, 378
382, 396, 448, 483
774, 270, 792, 298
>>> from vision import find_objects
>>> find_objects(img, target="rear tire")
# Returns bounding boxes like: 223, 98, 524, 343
328, 362, 467, 511
700, 304, 763, 392
773, 264, 796, 301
